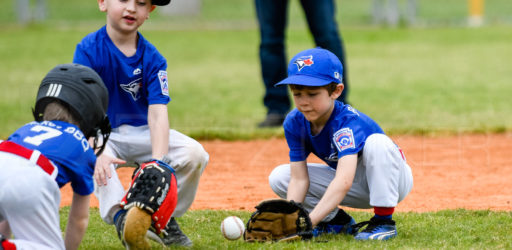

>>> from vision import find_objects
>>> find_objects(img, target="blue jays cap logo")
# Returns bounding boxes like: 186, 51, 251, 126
294, 55, 314, 71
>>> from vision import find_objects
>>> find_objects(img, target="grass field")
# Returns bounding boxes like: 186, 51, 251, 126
66, 208, 511, 249
1, 0, 511, 249
2, 26, 512, 139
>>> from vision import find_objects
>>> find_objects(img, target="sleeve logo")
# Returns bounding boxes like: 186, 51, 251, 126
333, 127, 355, 152
158, 70, 169, 96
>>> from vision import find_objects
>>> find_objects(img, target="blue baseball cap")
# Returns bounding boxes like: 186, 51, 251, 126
275, 47, 343, 87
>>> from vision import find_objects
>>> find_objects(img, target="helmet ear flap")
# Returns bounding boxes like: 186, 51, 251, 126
92, 115, 111, 156
32, 108, 41, 121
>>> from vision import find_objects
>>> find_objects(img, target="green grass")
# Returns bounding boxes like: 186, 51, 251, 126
60, 208, 512, 249
2, 1, 511, 249
1, 1, 511, 139
1, 26, 511, 139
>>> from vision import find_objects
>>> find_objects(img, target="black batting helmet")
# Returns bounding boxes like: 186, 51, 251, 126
33, 63, 111, 155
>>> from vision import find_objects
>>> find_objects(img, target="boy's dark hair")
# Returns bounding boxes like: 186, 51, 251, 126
42, 100, 80, 127
289, 82, 339, 95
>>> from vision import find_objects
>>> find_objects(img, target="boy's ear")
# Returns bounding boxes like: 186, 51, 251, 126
331, 84, 344, 99
150, 5, 156, 13
98, 0, 107, 12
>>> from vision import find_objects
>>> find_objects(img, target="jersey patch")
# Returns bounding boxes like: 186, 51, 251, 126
158, 70, 169, 96
120, 78, 142, 101
333, 128, 355, 152
294, 55, 314, 71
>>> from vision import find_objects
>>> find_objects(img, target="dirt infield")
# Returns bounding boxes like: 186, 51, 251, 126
61, 134, 512, 212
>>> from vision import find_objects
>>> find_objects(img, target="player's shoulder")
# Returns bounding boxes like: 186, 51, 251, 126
332, 103, 384, 134
283, 108, 303, 126
138, 32, 166, 60
77, 26, 107, 49
334, 101, 359, 117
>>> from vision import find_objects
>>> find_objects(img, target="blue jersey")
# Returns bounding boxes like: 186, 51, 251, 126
7, 121, 96, 195
284, 101, 384, 169
73, 25, 170, 128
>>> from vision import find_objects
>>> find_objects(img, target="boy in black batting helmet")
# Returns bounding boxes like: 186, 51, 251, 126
0, 63, 111, 249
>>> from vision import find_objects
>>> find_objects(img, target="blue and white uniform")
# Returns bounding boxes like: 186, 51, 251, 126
0, 121, 96, 250
74, 26, 170, 129
269, 102, 413, 222
73, 26, 209, 224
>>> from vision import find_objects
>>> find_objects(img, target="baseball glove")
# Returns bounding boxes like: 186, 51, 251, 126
243, 199, 313, 242
120, 159, 178, 235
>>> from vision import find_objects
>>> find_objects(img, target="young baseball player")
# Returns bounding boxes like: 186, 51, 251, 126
268, 48, 413, 240
72, 0, 209, 247
0, 63, 111, 250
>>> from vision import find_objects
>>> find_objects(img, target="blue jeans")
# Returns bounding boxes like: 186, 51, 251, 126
255, 0, 349, 115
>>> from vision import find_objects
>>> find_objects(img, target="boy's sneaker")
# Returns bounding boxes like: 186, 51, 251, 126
352, 217, 397, 241
147, 217, 193, 247
113, 210, 127, 245
312, 217, 356, 237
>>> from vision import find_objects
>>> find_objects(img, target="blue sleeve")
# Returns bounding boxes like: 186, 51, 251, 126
70, 170, 95, 196
145, 50, 170, 105
332, 119, 367, 158
73, 43, 93, 68
284, 118, 310, 162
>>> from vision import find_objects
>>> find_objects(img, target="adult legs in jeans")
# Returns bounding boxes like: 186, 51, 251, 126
255, 0, 291, 125
255, 0, 350, 128
300, 0, 349, 103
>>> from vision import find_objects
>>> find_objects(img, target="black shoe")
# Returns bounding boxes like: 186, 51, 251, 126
113, 210, 127, 246
258, 113, 285, 128
147, 217, 192, 247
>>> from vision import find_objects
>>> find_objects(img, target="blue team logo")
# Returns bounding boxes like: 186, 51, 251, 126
158, 70, 169, 96
294, 55, 314, 71
120, 78, 142, 101
333, 128, 355, 152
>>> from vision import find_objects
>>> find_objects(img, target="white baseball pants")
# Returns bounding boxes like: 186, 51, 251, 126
95, 125, 209, 224
269, 133, 413, 222
0, 152, 63, 250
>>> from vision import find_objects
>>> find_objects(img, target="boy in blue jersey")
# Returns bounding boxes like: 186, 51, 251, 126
73, 0, 209, 247
268, 48, 413, 240
0, 64, 111, 250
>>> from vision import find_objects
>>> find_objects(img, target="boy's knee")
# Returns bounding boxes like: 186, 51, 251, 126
171, 142, 209, 174
363, 133, 397, 156
185, 142, 209, 171
365, 133, 393, 148
268, 164, 290, 195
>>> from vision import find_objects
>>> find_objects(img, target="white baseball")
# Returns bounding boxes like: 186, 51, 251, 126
220, 216, 245, 240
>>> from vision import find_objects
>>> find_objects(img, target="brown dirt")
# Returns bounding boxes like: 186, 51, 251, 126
60, 134, 512, 212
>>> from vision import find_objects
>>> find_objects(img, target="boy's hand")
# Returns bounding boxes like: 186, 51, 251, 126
94, 154, 126, 186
